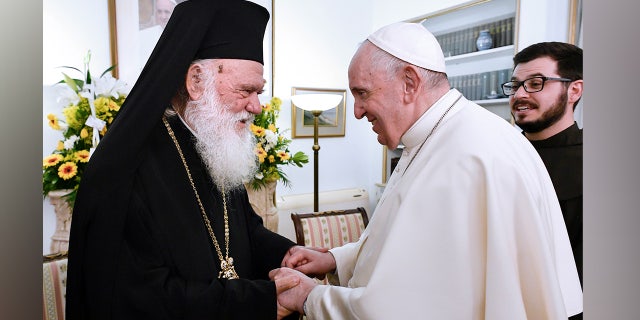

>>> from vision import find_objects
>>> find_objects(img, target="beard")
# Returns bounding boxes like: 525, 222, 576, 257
183, 85, 258, 192
513, 90, 568, 134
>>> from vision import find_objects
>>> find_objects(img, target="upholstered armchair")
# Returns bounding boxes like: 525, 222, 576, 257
43, 251, 68, 320
290, 207, 369, 287
290, 207, 369, 248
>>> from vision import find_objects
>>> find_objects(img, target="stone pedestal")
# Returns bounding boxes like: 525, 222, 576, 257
48, 189, 73, 253
245, 181, 278, 232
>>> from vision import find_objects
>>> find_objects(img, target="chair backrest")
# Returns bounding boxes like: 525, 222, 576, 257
290, 207, 369, 248
43, 251, 68, 320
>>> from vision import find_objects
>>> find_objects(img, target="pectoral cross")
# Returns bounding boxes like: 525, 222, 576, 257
219, 257, 239, 279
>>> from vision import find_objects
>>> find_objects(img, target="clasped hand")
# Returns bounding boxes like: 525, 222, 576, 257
271, 246, 337, 319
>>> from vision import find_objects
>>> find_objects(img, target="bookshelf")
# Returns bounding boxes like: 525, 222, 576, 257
445, 45, 514, 65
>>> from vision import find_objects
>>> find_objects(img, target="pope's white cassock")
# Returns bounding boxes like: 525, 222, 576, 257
305, 89, 583, 319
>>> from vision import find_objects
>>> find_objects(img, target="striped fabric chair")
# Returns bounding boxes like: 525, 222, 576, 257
290, 208, 368, 288
43, 251, 68, 320
290, 207, 369, 253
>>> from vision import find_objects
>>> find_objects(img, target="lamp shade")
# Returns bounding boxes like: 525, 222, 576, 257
291, 94, 342, 112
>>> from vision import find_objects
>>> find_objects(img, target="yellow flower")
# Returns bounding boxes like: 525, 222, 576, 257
268, 124, 277, 132
62, 104, 82, 128
108, 99, 120, 111
47, 114, 61, 130
255, 147, 267, 163
75, 150, 90, 163
271, 97, 282, 110
251, 123, 265, 137
263, 103, 272, 112
43, 154, 64, 167
56, 141, 64, 151
80, 128, 89, 139
100, 126, 107, 136
57, 162, 78, 180
268, 155, 275, 163
94, 96, 109, 114
277, 151, 290, 161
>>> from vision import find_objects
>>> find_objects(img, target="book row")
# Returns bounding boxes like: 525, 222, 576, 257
450, 68, 513, 101
435, 17, 515, 57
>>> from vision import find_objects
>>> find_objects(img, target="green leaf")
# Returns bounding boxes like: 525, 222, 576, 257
58, 66, 83, 74
62, 72, 80, 92
100, 65, 116, 78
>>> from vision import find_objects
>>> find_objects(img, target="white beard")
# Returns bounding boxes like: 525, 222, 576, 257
183, 87, 257, 192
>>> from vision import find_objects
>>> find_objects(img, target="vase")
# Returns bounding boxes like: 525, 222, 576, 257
476, 29, 493, 51
245, 181, 279, 232
48, 189, 73, 253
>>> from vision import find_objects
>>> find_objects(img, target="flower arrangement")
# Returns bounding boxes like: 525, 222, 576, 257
249, 97, 308, 190
42, 51, 128, 207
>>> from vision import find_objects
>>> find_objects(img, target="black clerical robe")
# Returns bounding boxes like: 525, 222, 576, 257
67, 115, 296, 319
529, 122, 583, 286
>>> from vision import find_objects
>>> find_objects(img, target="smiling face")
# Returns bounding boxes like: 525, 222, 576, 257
181, 59, 265, 190
209, 59, 266, 132
510, 56, 580, 139
348, 44, 407, 149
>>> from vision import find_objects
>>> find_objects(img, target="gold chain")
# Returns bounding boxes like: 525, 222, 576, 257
162, 116, 238, 280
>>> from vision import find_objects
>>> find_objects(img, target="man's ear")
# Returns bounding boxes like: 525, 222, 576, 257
186, 63, 206, 101
402, 65, 421, 104
567, 79, 583, 106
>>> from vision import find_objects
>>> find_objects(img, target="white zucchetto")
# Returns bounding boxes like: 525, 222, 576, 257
367, 22, 446, 73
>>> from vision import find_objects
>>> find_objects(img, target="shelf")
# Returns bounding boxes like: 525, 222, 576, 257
444, 45, 514, 65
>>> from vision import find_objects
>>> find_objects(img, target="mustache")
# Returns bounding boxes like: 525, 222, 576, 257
512, 98, 538, 108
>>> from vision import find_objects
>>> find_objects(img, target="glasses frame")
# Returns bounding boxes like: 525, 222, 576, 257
501, 76, 573, 96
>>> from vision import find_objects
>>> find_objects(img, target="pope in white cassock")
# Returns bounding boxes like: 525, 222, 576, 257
270, 22, 583, 320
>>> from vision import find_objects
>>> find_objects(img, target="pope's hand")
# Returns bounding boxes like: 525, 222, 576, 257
281, 246, 336, 279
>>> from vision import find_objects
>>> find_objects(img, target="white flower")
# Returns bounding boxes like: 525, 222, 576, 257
94, 73, 128, 99
64, 135, 79, 149
254, 172, 264, 180
56, 85, 80, 106
264, 129, 277, 148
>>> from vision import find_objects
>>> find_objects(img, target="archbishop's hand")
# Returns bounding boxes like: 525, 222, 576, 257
281, 246, 336, 279
270, 267, 318, 315
274, 272, 300, 320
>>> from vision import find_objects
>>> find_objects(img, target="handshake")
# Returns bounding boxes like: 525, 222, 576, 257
270, 246, 336, 319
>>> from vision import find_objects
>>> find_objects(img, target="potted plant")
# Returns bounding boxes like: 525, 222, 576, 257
246, 97, 308, 231
42, 51, 128, 252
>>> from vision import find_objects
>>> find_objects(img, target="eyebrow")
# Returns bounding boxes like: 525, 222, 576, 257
238, 82, 264, 93
511, 72, 545, 81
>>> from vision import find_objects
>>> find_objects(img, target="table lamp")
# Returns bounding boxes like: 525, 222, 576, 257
290, 93, 342, 212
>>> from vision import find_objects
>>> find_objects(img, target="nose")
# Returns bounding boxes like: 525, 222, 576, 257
246, 92, 262, 115
513, 85, 529, 99
353, 101, 365, 120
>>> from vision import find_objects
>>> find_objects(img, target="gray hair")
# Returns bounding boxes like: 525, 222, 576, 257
365, 40, 448, 89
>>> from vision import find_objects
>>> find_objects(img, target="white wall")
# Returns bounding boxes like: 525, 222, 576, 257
272, 0, 380, 212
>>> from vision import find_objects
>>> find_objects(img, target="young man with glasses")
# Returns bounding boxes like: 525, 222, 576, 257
504, 41, 583, 320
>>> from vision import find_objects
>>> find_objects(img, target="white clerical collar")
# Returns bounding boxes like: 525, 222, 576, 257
401, 88, 463, 149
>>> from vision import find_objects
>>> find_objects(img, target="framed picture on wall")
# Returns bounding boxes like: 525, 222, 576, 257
291, 87, 347, 138
108, 0, 274, 96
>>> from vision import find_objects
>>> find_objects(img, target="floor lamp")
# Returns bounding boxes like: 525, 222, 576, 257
291, 93, 342, 212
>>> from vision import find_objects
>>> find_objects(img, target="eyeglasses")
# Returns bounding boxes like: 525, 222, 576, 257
501, 76, 572, 96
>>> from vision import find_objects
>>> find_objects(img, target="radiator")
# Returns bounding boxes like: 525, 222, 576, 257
276, 188, 370, 242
